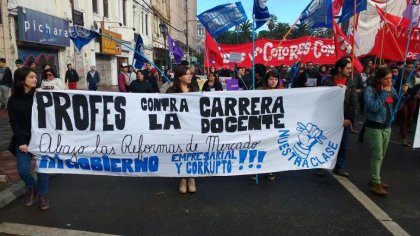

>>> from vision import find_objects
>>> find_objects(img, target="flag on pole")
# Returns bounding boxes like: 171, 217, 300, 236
332, 0, 344, 16
300, 0, 333, 29
197, 2, 248, 38
167, 33, 184, 64
402, 1, 420, 28
253, 0, 270, 29
204, 30, 223, 67
69, 25, 99, 51
333, 21, 363, 73
338, 0, 367, 23
347, 20, 361, 50
368, 6, 419, 62
133, 34, 148, 69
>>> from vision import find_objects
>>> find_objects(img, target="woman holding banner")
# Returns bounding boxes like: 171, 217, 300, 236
364, 67, 405, 196
8, 68, 50, 210
166, 65, 198, 194
262, 71, 284, 180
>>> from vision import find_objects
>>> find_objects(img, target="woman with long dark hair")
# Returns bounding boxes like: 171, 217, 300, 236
202, 72, 223, 91
364, 67, 405, 196
166, 65, 198, 193
8, 68, 50, 210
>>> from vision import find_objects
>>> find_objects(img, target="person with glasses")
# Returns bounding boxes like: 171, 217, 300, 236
41, 68, 64, 90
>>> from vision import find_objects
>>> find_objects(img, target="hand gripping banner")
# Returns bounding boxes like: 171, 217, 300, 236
29, 88, 345, 177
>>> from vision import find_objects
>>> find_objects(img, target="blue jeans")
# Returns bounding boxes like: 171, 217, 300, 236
16, 147, 49, 196
0, 85, 9, 109
335, 127, 349, 170
88, 83, 98, 91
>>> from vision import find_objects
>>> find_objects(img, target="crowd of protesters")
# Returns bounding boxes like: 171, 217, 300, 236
1, 55, 419, 211
114, 58, 418, 196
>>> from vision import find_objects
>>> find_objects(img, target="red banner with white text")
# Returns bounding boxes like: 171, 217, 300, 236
205, 36, 340, 68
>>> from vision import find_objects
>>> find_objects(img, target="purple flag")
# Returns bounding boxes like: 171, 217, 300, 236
167, 34, 183, 64
403, 1, 420, 27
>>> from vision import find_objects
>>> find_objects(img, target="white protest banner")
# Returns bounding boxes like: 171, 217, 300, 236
414, 110, 420, 148
29, 88, 345, 177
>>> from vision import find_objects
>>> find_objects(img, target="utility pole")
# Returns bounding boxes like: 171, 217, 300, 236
185, 0, 189, 62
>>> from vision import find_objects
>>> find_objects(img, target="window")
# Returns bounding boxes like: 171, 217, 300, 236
145, 14, 148, 36
122, 0, 127, 25
141, 11, 144, 34
92, 0, 98, 13
134, 8, 139, 32
103, 0, 109, 18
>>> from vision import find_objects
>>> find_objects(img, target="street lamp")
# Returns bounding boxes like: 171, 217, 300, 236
159, 23, 168, 70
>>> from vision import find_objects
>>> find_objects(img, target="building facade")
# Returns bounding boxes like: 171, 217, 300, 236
73, 0, 136, 86
150, 0, 169, 69
1, 0, 73, 84
196, 21, 204, 59
169, 0, 197, 64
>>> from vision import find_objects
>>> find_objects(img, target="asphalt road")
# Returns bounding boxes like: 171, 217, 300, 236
0, 113, 420, 235
0, 121, 419, 235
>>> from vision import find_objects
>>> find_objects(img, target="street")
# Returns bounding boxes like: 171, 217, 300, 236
1, 120, 419, 235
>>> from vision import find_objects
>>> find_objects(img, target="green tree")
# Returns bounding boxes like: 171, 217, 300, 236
273, 22, 291, 40
257, 30, 271, 39
290, 23, 313, 39
267, 14, 278, 38
239, 20, 253, 43
216, 31, 236, 44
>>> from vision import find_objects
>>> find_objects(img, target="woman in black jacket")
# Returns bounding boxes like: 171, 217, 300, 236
202, 72, 223, 92
129, 70, 153, 93
8, 68, 50, 210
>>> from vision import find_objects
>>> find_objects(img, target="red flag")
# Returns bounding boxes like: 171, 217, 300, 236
332, 0, 344, 16
204, 30, 223, 67
368, 6, 420, 61
376, 6, 411, 29
333, 21, 363, 73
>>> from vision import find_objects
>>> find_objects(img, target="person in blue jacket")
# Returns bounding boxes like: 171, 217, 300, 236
364, 67, 407, 196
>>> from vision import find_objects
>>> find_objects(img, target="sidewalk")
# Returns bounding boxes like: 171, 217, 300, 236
0, 85, 119, 208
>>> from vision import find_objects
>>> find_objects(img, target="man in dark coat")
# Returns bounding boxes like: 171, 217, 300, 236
86, 66, 100, 91
65, 63, 80, 90
0, 58, 13, 110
